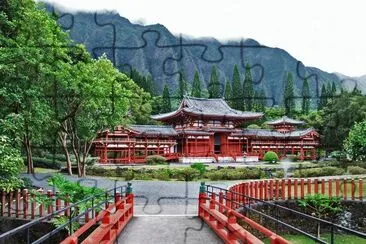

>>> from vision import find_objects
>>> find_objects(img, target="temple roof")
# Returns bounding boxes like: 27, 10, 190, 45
129, 125, 177, 136
236, 128, 318, 138
266, 116, 305, 126
151, 96, 263, 121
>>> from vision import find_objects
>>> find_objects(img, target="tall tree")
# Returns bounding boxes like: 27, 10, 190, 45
301, 78, 311, 114
243, 63, 254, 111
331, 82, 337, 97
178, 69, 188, 99
208, 65, 221, 98
0, 0, 71, 173
224, 80, 232, 103
191, 70, 202, 97
231, 65, 243, 110
344, 120, 366, 161
283, 72, 295, 116
318, 84, 328, 110
162, 84, 172, 113
253, 89, 266, 112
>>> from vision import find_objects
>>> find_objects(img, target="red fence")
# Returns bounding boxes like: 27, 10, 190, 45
0, 189, 71, 220
229, 178, 365, 209
199, 184, 289, 244
61, 192, 134, 244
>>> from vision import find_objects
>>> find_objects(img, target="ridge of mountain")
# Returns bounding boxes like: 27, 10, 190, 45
47, 4, 365, 104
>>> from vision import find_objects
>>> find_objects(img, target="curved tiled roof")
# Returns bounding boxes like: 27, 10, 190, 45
266, 116, 305, 125
151, 96, 263, 120
239, 128, 318, 138
129, 125, 177, 136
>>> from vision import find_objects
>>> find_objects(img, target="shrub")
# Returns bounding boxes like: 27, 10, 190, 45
86, 166, 108, 176
30, 157, 63, 169
176, 168, 200, 181
146, 155, 167, 165
21, 177, 34, 189
204, 168, 262, 181
347, 166, 366, 175
134, 173, 153, 180
152, 169, 171, 181
123, 170, 135, 181
293, 167, 344, 177
263, 151, 279, 163
191, 163, 207, 175
275, 170, 285, 178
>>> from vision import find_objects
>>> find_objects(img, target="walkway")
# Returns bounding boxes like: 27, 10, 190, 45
21, 173, 227, 243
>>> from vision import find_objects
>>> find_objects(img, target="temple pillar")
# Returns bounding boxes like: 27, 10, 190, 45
103, 144, 107, 163
312, 148, 316, 160
128, 144, 131, 164
300, 146, 304, 161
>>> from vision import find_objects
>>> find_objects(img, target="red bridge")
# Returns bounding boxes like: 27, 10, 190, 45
0, 178, 366, 243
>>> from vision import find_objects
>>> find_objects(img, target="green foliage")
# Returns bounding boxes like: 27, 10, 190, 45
0, 136, 24, 192
344, 121, 366, 161
162, 84, 172, 113
301, 78, 311, 114
275, 170, 285, 178
231, 65, 243, 110
243, 63, 254, 111
178, 70, 188, 98
293, 167, 344, 177
204, 168, 262, 181
298, 193, 342, 237
322, 92, 366, 151
123, 170, 135, 181
152, 169, 170, 181
208, 66, 222, 98
190, 163, 207, 175
253, 89, 266, 112
176, 167, 200, 181
146, 155, 167, 165
48, 174, 103, 203
283, 72, 295, 116
263, 151, 279, 163
247, 124, 261, 129
347, 166, 366, 175
224, 79, 232, 103
29, 157, 63, 169
191, 70, 202, 97
50, 216, 80, 235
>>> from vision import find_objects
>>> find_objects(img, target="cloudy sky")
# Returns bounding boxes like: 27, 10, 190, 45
41, 0, 366, 77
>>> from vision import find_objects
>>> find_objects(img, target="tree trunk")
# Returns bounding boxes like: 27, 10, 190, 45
59, 132, 73, 175
23, 136, 34, 174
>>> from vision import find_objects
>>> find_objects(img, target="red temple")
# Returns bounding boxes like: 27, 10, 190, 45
93, 97, 319, 164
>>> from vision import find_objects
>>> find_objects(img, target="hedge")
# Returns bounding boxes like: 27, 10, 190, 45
293, 167, 344, 177
146, 155, 167, 165
347, 166, 366, 175
26, 157, 63, 170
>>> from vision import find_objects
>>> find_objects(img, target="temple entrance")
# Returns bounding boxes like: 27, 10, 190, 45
214, 133, 221, 154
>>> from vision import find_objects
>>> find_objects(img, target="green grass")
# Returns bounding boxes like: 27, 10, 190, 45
33, 167, 59, 174
265, 233, 366, 244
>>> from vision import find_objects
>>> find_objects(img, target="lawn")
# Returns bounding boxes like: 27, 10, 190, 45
264, 233, 366, 244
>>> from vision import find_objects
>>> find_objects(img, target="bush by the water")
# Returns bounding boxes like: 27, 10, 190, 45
176, 168, 200, 181
263, 151, 279, 163
347, 166, 366, 175
204, 168, 263, 181
294, 166, 344, 177
146, 155, 167, 165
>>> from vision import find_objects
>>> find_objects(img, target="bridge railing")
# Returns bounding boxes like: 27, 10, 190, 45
206, 179, 366, 244
229, 178, 364, 208
0, 184, 134, 244
199, 183, 289, 244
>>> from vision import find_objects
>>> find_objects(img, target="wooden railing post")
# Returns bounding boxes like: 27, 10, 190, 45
15, 189, 20, 218
307, 179, 312, 195
287, 179, 292, 200
328, 179, 333, 197
351, 179, 355, 200
300, 179, 305, 199
343, 179, 347, 200
321, 179, 325, 194
209, 194, 215, 221
314, 179, 318, 194
8, 191, 13, 217
39, 189, 44, 217
226, 192, 232, 209
336, 179, 340, 197
47, 190, 53, 216
31, 191, 36, 219
198, 182, 207, 217
218, 192, 224, 213
294, 179, 298, 200
281, 179, 286, 200
227, 210, 237, 241
269, 180, 274, 201
359, 179, 363, 201
22, 189, 28, 219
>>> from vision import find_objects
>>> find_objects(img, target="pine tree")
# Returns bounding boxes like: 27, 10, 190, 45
283, 72, 295, 116
243, 63, 254, 111
318, 83, 327, 110
208, 65, 221, 98
231, 65, 243, 110
331, 82, 337, 96
301, 78, 311, 114
178, 69, 188, 98
258, 89, 266, 112
162, 84, 172, 113
224, 80, 232, 103
191, 70, 202, 97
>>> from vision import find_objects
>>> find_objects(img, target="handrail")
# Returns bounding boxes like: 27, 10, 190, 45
0, 184, 131, 243
206, 184, 366, 242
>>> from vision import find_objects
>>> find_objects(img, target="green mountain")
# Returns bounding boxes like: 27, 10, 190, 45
48, 5, 365, 105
